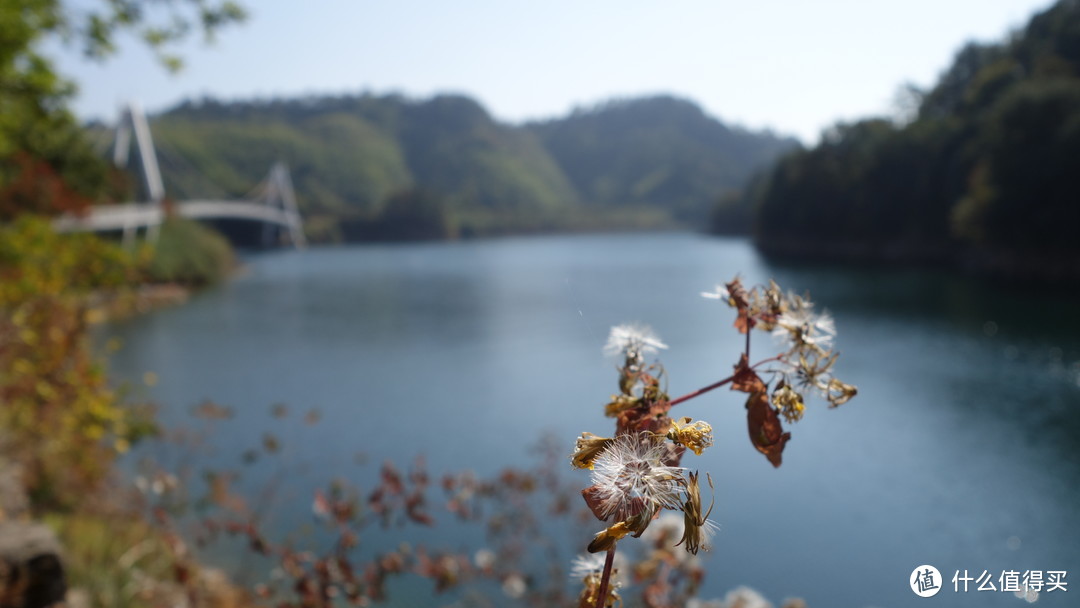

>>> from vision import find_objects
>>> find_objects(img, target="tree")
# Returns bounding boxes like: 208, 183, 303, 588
0, 0, 246, 216
952, 79, 1080, 251
744, 0, 1080, 275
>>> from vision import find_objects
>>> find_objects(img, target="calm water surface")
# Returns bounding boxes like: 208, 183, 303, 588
103, 233, 1080, 607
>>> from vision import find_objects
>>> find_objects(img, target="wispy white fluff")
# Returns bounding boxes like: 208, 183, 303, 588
773, 297, 836, 352
590, 433, 684, 521
603, 323, 668, 359
700, 284, 730, 301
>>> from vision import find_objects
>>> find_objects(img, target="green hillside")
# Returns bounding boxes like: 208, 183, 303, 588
147, 93, 795, 242
734, 0, 1080, 279
527, 95, 797, 223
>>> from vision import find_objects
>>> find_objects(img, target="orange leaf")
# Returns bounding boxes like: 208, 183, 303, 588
734, 308, 757, 334
726, 277, 755, 334
582, 485, 608, 521
746, 390, 790, 468
731, 354, 766, 394
725, 277, 748, 309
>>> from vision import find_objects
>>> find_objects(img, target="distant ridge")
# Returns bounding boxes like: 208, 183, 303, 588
528, 95, 798, 223
148, 92, 797, 242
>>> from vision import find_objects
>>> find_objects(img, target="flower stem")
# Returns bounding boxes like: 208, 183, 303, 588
669, 376, 733, 406
667, 355, 785, 407
594, 546, 616, 608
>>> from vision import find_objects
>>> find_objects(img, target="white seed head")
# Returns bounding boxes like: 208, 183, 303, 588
569, 553, 607, 579
640, 512, 684, 545
501, 573, 526, 599
773, 306, 836, 352
590, 433, 685, 522
603, 323, 668, 360
473, 549, 496, 570
701, 285, 730, 301
720, 586, 771, 608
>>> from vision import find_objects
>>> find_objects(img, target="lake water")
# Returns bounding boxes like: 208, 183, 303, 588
102, 233, 1080, 607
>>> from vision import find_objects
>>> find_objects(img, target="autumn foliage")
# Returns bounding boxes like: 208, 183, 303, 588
0, 216, 154, 510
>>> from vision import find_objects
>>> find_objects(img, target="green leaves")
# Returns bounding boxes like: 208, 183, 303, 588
145, 216, 234, 285
71, 0, 246, 70
0, 1, 249, 216
747, 1, 1080, 276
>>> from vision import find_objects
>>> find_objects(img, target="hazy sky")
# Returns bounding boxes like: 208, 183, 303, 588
49, 0, 1056, 144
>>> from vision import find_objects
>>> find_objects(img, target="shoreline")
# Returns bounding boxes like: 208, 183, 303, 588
751, 236, 1080, 285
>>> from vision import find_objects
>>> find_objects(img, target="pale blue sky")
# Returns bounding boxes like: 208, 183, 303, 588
50, 0, 1055, 144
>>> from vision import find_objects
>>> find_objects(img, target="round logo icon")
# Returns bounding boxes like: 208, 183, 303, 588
910, 565, 943, 597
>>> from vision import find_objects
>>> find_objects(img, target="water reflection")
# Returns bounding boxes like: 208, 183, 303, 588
766, 257, 1080, 471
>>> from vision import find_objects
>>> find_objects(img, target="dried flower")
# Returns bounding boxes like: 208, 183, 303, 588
773, 297, 835, 354
792, 350, 839, 394
771, 381, 805, 423
589, 433, 684, 523
823, 377, 858, 407
676, 471, 718, 555
667, 417, 714, 456
786, 349, 858, 410
573, 275, 856, 604
746, 279, 786, 331
604, 394, 640, 417
578, 570, 622, 608
571, 432, 614, 470
588, 520, 634, 553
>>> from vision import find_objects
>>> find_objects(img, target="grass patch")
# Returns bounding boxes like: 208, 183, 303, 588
44, 511, 248, 608
145, 217, 234, 285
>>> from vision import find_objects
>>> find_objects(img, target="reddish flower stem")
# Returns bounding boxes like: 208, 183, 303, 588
594, 546, 616, 607
668, 376, 733, 407
667, 355, 785, 407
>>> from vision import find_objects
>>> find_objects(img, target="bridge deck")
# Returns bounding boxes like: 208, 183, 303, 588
53, 200, 303, 233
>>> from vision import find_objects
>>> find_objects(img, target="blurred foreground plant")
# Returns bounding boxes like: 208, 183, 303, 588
0, 216, 156, 509
131, 410, 598, 607
569, 277, 857, 607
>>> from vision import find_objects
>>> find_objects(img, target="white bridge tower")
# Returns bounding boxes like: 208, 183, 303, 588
101, 101, 305, 249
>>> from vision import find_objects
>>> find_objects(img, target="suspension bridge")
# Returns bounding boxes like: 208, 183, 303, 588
53, 103, 306, 249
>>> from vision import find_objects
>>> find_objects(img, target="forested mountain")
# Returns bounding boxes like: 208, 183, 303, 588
729, 0, 1080, 279
526, 96, 796, 223
147, 93, 795, 241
